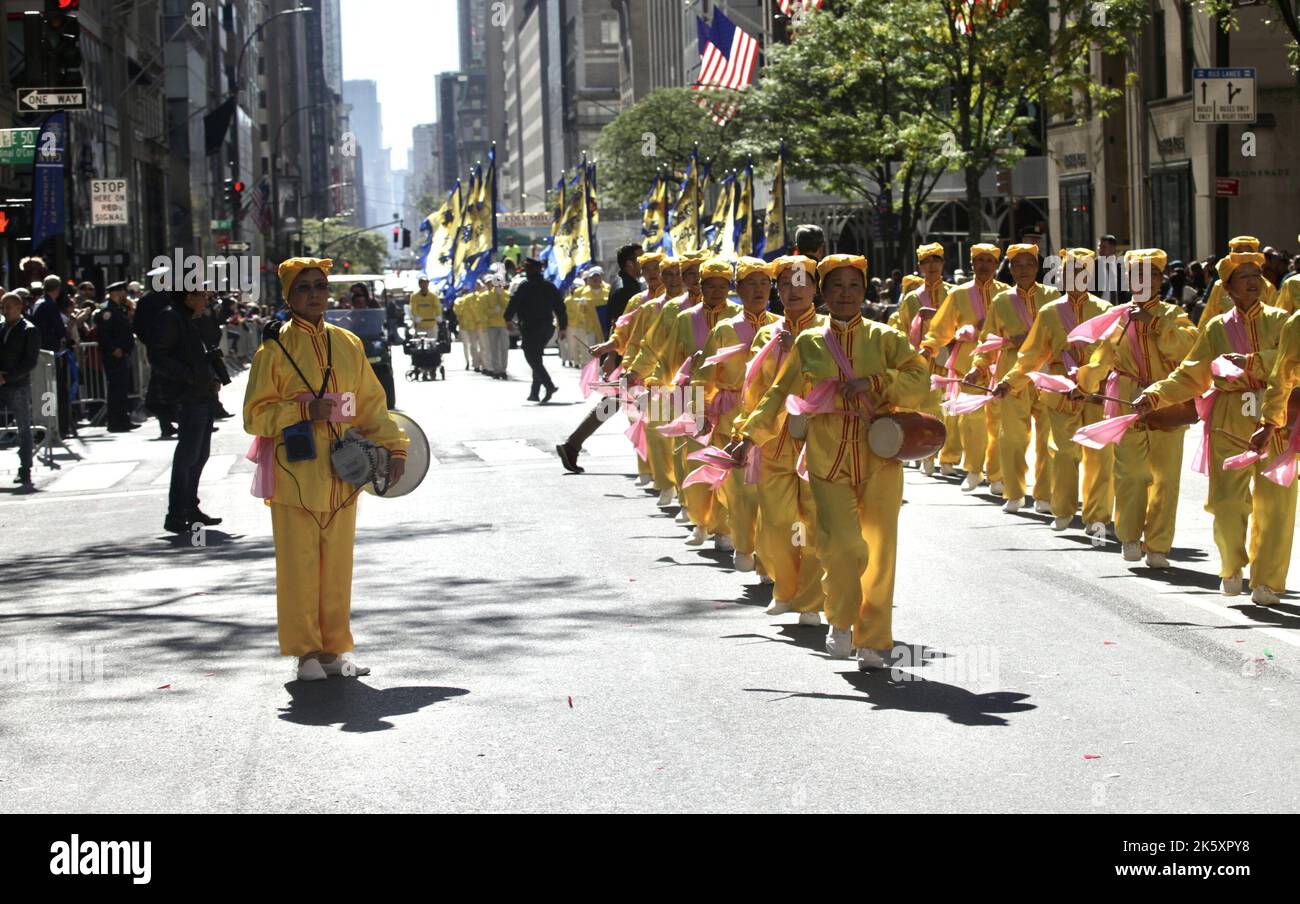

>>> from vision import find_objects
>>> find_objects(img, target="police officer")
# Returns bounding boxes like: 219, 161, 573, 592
504, 257, 567, 403
95, 281, 138, 432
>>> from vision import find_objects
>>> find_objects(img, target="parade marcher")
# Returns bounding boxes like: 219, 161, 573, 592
727, 255, 826, 623
1136, 252, 1292, 603
579, 267, 608, 347
244, 258, 410, 680
408, 276, 443, 337
94, 281, 138, 433
995, 248, 1115, 540
666, 257, 738, 545
922, 244, 1010, 491
481, 275, 509, 379
973, 243, 1060, 513
453, 288, 477, 370
693, 257, 780, 570
504, 257, 567, 403
736, 255, 929, 668
1197, 237, 1280, 330
0, 292, 40, 486
1076, 249, 1197, 567
154, 287, 224, 534
889, 242, 950, 476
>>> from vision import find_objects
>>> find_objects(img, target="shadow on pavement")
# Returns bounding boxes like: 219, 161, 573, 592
279, 681, 469, 732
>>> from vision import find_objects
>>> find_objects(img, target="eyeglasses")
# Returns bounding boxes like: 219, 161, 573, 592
293, 281, 329, 294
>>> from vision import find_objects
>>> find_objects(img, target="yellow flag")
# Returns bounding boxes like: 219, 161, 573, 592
761, 146, 787, 261
640, 175, 667, 251
668, 152, 701, 255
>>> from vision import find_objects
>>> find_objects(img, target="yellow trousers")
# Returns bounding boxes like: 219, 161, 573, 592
645, 425, 674, 492
998, 388, 1054, 503
1206, 436, 1297, 589
939, 413, 962, 466
754, 444, 824, 612
681, 436, 729, 534
984, 401, 1003, 484
1046, 402, 1114, 523
808, 458, 904, 651
957, 408, 987, 474
271, 502, 358, 657
1113, 426, 1186, 554
720, 468, 759, 556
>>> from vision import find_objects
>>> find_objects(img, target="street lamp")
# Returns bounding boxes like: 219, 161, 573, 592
269, 101, 326, 261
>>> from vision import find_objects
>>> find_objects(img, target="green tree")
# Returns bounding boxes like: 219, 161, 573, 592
1196, 0, 1300, 73
593, 87, 749, 211
303, 218, 390, 274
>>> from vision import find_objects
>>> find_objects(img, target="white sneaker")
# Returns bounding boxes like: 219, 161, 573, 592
1251, 584, 1280, 606
798, 611, 823, 626
961, 471, 983, 493
320, 652, 370, 677
1222, 571, 1243, 596
674, 508, 692, 524
1034, 499, 1053, 514
715, 535, 735, 552
1145, 551, 1169, 569
1002, 497, 1022, 513
1052, 516, 1071, 531
1122, 541, 1142, 562
921, 458, 936, 477
856, 647, 891, 671
989, 481, 1004, 496
758, 572, 774, 586
940, 463, 955, 477
765, 599, 794, 616
296, 655, 327, 681
685, 526, 709, 546
733, 551, 755, 572
656, 488, 676, 508
1086, 522, 1108, 547
635, 474, 651, 487
825, 626, 854, 659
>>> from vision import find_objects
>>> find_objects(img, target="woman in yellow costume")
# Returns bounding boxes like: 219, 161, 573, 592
244, 258, 410, 681
737, 255, 929, 670
728, 255, 826, 624
889, 243, 950, 476
1136, 252, 1294, 604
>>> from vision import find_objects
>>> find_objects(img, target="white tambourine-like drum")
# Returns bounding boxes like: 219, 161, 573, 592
363, 410, 430, 498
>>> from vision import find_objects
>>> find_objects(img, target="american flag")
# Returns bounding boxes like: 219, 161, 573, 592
693, 9, 759, 126
244, 177, 273, 232
776, 0, 823, 15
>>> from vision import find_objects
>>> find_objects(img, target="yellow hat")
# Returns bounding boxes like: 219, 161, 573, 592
660, 257, 682, 273
916, 242, 944, 262
772, 255, 817, 281
1059, 247, 1097, 265
901, 274, 925, 295
678, 250, 708, 271
970, 243, 1001, 262
735, 257, 773, 282
1228, 235, 1260, 253
1006, 243, 1040, 262
637, 250, 666, 266
1217, 251, 1265, 283
1124, 248, 1168, 272
699, 257, 735, 281
817, 254, 868, 283
278, 257, 333, 296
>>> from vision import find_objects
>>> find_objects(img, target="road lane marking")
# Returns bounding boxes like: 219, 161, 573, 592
44, 461, 138, 493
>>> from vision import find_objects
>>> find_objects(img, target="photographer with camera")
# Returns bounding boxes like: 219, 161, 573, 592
152, 288, 229, 534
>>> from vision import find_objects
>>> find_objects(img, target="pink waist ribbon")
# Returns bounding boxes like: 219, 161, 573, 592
1261, 407, 1300, 487
683, 445, 740, 489
657, 411, 700, 437
625, 416, 649, 461
942, 393, 991, 416
1072, 413, 1141, 450
247, 436, 275, 499
704, 343, 749, 367
1192, 307, 1256, 475
1026, 371, 1077, 394
786, 379, 839, 416
705, 388, 741, 421
579, 357, 620, 399
1103, 372, 1121, 419
973, 334, 1010, 357
1068, 305, 1129, 343
943, 323, 979, 401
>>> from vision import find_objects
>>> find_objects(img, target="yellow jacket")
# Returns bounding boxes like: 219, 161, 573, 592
888, 279, 951, 340
660, 300, 738, 391
1199, 278, 1279, 332
693, 309, 780, 440
1003, 293, 1112, 398
454, 292, 478, 331
1076, 299, 1197, 399
740, 308, 826, 460
974, 282, 1063, 383
628, 291, 696, 381
1262, 308, 1300, 426
480, 287, 507, 328
244, 315, 409, 512
409, 289, 442, 329
740, 317, 930, 485
921, 280, 1011, 376
583, 284, 610, 333
609, 288, 659, 356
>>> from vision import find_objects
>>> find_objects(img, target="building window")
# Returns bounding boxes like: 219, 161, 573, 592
1152, 9, 1167, 99
600, 14, 619, 46
1060, 175, 1093, 250
1180, 3, 1194, 94
1151, 162, 1194, 264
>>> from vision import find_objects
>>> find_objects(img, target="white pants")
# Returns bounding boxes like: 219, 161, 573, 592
487, 327, 508, 373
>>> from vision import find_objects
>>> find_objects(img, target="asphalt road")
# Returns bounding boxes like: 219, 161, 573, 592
2, 337, 1298, 813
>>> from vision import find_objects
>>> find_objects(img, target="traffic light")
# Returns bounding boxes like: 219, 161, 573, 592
402, 228, 412, 249
392, 226, 400, 246
44, 0, 83, 89
224, 177, 245, 216
341, 260, 351, 272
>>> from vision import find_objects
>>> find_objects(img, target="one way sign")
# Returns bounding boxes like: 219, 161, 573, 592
16, 88, 87, 113
1193, 68, 1256, 124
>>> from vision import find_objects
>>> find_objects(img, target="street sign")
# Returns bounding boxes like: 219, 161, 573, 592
16, 88, 88, 113
1215, 177, 1240, 198
1193, 68, 1256, 123
89, 178, 129, 226
226, 242, 251, 252
0, 128, 38, 165
210, 218, 231, 231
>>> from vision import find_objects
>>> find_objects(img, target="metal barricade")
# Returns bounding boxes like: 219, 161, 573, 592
72, 341, 108, 425
0, 350, 58, 466
129, 343, 150, 410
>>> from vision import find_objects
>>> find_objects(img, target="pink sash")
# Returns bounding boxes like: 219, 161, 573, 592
944, 323, 979, 401
671, 305, 716, 386
1073, 413, 1141, 450
1191, 306, 1255, 475
906, 289, 934, 349
1009, 288, 1034, 332
247, 436, 275, 499
1056, 301, 1082, 373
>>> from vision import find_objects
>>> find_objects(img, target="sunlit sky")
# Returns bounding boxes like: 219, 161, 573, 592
340, 0, 461, 168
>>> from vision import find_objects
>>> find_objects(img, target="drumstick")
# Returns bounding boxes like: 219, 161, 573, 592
1088, 393, 1136, 406
957, 380, 994, 394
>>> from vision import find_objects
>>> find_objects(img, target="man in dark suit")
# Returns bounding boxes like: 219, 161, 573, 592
0, 292, 41, 485
504, 257, 567, 403
31, 275, 72, 438
133, 289, 179, 437
602, 244, 644, 338
94, 281, 138, 432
